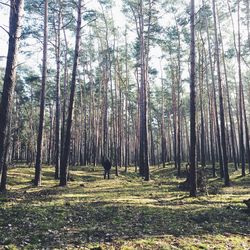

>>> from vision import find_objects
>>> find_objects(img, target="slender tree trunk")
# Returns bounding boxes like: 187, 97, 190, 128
218, 15, 238, 170
0, 0, 24, 184
246, 0, 250, 49
212, 0, 230, 186
177, 25, 182, 176
34, 0, 48, 186
139, 0, 150, 180
207, 74, 216, 177
170, 51, 178, 171
227, 0, 245, 176
242, 88, 250, 173
60, 24, 69, 169
60, 0, 82, 186
237, 0, 246, 176
0, 108, 13, 191
190, 0, 197, 197
198, 39, 206, 168
160, 60, 166, 168
55, 3, 61, 179
205, 8, 223, 177
125, 30, 130, 171
47, 104, 53, 165
184, 114, 190, 162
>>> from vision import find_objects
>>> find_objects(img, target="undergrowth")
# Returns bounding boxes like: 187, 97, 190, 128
0, 164, 249, 249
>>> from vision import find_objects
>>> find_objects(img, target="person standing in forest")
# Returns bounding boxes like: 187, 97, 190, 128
102, 156, 112, 179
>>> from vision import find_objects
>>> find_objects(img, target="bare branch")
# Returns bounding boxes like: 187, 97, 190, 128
80, 18, 97, 29
0, 1, 10, 8
61, 16, 74, 29
241, 55, 250, 69
0, 25, 10, 36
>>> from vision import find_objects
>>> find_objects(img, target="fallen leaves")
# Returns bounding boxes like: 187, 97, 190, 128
0, 165, 249, 249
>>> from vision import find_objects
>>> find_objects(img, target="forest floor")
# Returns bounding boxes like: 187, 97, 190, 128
0, 164, 249, 250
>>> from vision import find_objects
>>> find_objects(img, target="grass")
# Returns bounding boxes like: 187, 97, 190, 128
0, 164, 249, 249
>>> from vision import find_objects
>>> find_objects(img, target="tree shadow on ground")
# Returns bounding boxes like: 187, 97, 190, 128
1, 165, 249, 248
0, 201, 249, 248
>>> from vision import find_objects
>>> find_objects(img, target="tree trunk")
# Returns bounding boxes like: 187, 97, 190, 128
189, 0, 197, 197
0, 109, 13, 191
218, 14, 238, 171
205, 7, 223, 178
34, 0, 48, 186
237, 0, 246, 176
55, 4, 61, 179
139, 0, 150, 181
0, 0, 24, 183
212, 0, 230, 186
60, 0, 82, 186
198, 39, 206, 168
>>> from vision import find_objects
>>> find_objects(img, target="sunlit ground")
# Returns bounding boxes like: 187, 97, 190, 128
0, 163, 249, 249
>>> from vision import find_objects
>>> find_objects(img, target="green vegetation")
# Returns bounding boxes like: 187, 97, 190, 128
0, 165, 249, 249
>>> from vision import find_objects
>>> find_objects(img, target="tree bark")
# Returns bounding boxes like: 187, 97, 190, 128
205, 7, 223, 177
60, 0, 82, 186
0, 0, 24, 183
34, 0, 48, 186
55, 2, 61, 179
212, 0, 230, 186
237, 0, 246, 176
218, 14, 238, 171
189, 0, 197, 197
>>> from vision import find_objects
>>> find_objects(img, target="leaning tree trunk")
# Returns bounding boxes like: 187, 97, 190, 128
0, 0, 24, 186
60, 0, 82, 186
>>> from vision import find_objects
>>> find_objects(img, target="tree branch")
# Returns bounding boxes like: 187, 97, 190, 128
80, 18, 97, 29
0, 25, 10, 36
0, 1, 10, 8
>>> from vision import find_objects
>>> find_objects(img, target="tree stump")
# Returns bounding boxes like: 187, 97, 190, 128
179, 165, 207, 194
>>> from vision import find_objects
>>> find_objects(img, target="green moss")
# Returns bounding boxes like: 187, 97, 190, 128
0, 164, 249, 249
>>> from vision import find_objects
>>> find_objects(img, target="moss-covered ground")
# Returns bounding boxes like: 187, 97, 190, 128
0, 164, 249, 249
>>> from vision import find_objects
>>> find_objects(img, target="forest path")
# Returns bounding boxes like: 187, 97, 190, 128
0, 164, 249, 249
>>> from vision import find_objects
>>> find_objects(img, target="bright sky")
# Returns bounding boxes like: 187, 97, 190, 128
0, 0, 127, 68
0, 0, 182, 88
0, 5, 9, 66
87, 0, 126, 28
0, 0, 165, 84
